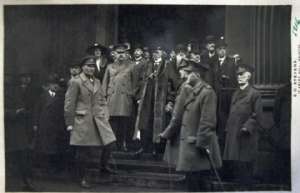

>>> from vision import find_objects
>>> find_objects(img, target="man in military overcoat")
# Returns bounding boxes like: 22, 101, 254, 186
64, 55, 116, 188
160, 55, 222, 191
102, 44, 136, 152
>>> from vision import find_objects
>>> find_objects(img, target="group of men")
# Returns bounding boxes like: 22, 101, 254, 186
5, 35, 290, 191
62, 35, 262, 190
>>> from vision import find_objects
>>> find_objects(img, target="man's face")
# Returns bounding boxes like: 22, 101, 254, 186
144, 51, 150, 59
117, 52, 127, 61
190, 53, 201, 63
176, 52, 186, 64
70, 67, 81, 76
49, 83, 59, 92
237, 70, 251, 86
206, 42, 216, 52
217, 47, 226, 58
94, 48, 102, 57
179, 69, 190, 80
82, 64, 96, 76
134, 48, 143, 59
153, 51, 163, 62
110, 51, 118, 61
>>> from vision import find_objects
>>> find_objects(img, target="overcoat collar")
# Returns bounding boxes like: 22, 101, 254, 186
232, 85, 251, 104
184, 79, 206, 107
80, 73, 100, 94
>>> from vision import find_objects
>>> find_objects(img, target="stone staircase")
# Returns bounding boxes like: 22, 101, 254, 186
31, 150, 291, 191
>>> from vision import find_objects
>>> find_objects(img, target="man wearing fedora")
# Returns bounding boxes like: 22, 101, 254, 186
86, 42, 109, 83
102, 44, 136, 152
64, 55, 116, 188
223, 63, 263, 189
160, 54, 222, 191
214, 37, 237, 153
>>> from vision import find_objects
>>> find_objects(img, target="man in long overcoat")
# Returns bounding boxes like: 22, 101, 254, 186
223, 63, 264, 189
133, 47, 177, 158
102, 44, 136, 152
64, 55, 116, 188
5, 72, 37, 191
214, 37, 237, 152
33, 74, 67, 172
161, 61, 193, 166
160, 57, 222, 191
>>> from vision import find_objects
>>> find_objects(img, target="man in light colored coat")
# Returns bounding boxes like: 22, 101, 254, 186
64, 55, 116, 188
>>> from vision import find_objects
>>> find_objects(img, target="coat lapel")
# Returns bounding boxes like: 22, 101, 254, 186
80, 73, 94, 93
93, 79, 100, 94
232, 86, 251, 104
184, 81, 205, 107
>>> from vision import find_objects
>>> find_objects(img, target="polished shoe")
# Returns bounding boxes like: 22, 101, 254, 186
132, 148, 144, 159
80, 179, 92, 189
101, 166, 117, 175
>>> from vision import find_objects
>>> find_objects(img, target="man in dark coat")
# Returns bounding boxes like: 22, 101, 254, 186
160, 57, 222, 191
214, 37, 238, 152
87, 42, 109, 83
201, 35, 219, 87
102, 44, 136, 152
33, 73, 67, 172
133, 47, 177, 158
64, 55, 116, 188
223, 63, 264, 189
5, 72, 37, 191
271, 83, 291, 185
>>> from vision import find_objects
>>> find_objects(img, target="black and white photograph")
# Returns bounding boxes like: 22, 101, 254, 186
3, 2, 295, 192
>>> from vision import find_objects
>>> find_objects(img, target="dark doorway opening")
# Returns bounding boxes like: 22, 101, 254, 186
118, 5, 225, 50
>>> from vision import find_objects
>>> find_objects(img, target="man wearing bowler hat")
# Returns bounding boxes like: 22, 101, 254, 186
102, 44, 136, 152
223, 63, 263, 189
160, 55, 222, 191
86, 42, 109, 83
64, 55, 116, 188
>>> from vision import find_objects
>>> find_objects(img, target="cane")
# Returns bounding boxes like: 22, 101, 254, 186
204, 148, 225, 191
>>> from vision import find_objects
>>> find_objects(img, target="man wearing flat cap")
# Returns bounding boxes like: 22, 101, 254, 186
214, 36, 237, 153
160, 55, 222, 191
64, 55, 116, 188
102, 44, 136, 152
86, 42, 109, 83
223, 63, 263, 189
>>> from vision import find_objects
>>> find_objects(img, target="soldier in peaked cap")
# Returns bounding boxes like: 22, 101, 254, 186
160, 54, 222, 191
64, 55, 116, 188
223, 63, 263, 189
86, 42, 109, 83
102, 43, 137, 152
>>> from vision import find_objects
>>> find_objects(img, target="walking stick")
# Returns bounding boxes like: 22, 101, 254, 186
204, 148, 225, 191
